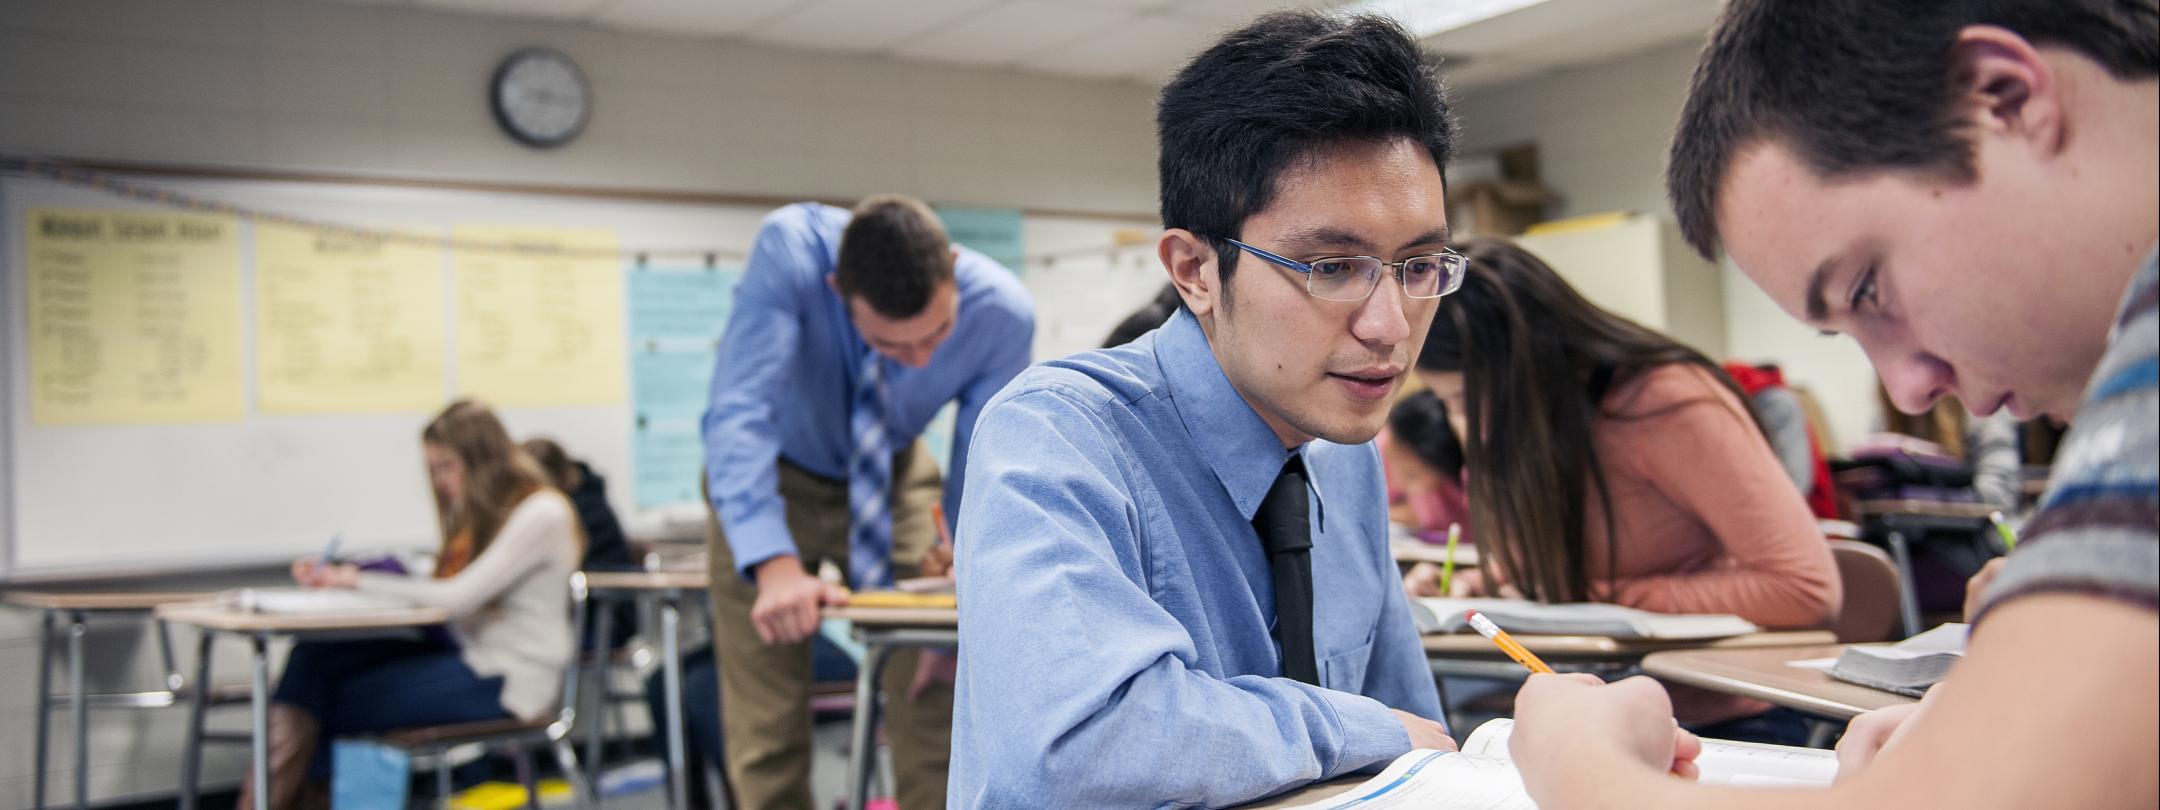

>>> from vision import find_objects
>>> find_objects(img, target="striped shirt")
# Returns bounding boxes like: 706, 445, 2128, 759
1975, 247, 2160, 619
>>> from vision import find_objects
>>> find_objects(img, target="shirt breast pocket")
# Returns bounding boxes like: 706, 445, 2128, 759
1319, 630, 1376, 694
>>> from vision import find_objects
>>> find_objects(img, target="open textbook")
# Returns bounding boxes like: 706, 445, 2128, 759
1410, 598, 1760, 640
216, 588, 416, 614
1277, 719, 1838, 809
1822, 622, 1966, 697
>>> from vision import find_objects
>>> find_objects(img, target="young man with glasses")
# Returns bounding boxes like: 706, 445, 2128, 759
1504, 1, 2157, 808
701, 195, 1033, 809
949, 12, 1459, 806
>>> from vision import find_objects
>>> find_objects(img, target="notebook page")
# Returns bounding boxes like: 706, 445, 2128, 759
1464, 720, 1837, 786
1272, 750, 1536, 810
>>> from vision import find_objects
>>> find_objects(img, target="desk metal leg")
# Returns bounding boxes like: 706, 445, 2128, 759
33, 610, 54, 810
68, 611, 88, 810
249, 633, 271, 810
1885, 529, 1923, 638
157, 620, 185, 693
179, 631, 214, 810
585, 598, 614, 774
661, 599, 688, 810
846, 642, 894, 810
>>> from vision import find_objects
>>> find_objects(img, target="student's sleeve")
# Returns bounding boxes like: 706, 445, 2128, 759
942, 303, 1033, 537
1965, 411, 2022, 511
1751, 387, 1817, 496
699, 217, 812, 579
1603, 380, 1840, 629
355, 494, 571, 618
952, 389, 1412, 808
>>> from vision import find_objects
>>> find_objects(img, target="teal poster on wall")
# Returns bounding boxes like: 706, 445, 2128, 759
936, 206, 1025, 276
627, 263, 738, 507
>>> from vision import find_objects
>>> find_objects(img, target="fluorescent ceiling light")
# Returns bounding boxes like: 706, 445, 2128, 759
1337, 0, 1552, 38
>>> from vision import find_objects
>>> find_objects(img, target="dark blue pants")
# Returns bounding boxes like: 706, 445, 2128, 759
1686, 706, 1818, 747
273, 637, 510, 777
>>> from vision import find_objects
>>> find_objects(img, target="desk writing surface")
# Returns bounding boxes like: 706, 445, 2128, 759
1641, 644, 1916, 720
155, 601, 449, 632
823, 605, 959, 628
582, 570, 708, 591
1389, 539, 1479, 567
1853, 500, 1999, 520
1422, 630, 1835, 659
2, 590, 210, 611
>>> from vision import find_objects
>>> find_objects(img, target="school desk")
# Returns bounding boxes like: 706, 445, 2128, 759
1641, 643, 1917, 721
3, 589, 213, 810
154, 600, 448, 810
822, 603, 959, 810
1852, 499, 1999, 637
580, 569, 708, 810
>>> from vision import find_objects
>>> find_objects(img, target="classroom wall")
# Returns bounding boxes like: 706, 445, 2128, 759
0, 0, 1161, 217
0, 1, 1169, 804
1451, 38, 1884, 451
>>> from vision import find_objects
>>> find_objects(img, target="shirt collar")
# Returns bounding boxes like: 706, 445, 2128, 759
1154, 309, 1328, 524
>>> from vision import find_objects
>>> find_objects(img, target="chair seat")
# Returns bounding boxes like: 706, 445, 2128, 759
378, 717, 552, 749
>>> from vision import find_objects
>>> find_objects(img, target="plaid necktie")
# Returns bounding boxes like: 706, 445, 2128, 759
847, 352, 895, 590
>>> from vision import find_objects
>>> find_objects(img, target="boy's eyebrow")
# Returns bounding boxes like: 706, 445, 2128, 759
1804, 254, 1840, 324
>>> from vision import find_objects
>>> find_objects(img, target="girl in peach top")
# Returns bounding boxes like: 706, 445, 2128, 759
1411, 239, 1839, 740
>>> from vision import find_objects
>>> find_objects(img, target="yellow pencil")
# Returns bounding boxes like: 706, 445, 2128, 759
1465, 610, 1554, 674
1438, 523, 1462, 595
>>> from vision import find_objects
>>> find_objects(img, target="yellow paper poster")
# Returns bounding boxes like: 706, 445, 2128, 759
451, 226, 626, 406
26, 208, 245, 426
254, 223, 448, 414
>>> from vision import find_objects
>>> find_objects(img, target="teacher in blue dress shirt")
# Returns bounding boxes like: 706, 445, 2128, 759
951, 11, 1461, 808
701, 195, 1033, 810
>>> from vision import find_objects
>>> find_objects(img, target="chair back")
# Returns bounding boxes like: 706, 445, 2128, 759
550, 571, 590, 739
1828, 540, 1904, 643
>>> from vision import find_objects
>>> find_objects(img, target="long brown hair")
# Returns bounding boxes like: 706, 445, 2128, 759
422, 399, 554, 564
1416, 238, 1767, 603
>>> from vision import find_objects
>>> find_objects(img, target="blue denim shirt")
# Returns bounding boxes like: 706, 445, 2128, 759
700, 203, 1034, 578
951, 308, 1442, 808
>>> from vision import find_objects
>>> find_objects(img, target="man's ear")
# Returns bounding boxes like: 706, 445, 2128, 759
825, 272, 842, 295
1950, 24, 2066, 156
1160, 229, 1223, 318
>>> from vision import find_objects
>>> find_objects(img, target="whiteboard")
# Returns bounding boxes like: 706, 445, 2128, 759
1, 172, 1161, 581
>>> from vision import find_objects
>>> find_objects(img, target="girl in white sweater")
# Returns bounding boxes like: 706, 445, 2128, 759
240, 400, 582, 808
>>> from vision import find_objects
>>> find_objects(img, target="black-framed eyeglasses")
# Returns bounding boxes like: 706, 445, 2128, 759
1219, 238, 1468, 302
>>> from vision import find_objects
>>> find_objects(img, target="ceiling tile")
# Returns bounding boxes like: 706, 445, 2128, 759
745, 0, 1004, 53
415, 0, 613, 20
1019, 14, 1221, 80
593, 0, 803, 38
888, 1, 1136, 66
1163, 0, 1339, 26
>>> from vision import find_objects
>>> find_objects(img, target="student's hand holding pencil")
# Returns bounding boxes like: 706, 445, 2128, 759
291, 558, 360, 589
1510, 673, 1702, 805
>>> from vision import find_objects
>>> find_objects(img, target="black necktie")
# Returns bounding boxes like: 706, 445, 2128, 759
1253, 454, 1319, 686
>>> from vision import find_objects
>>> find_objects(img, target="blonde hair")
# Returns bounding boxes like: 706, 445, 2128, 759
422, 399, 565, 562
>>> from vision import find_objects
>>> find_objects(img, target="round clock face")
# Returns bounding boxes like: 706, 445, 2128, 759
490, 48, 591, 148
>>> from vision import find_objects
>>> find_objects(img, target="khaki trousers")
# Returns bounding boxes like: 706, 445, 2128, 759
705, 442, 952, 810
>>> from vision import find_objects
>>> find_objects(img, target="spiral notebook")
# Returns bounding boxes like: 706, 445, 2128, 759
1276, 719, 1837, 809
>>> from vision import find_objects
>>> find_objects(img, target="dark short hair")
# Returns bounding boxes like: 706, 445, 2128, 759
1158, 11, 1455, 302
834, 195, 954, 318
1101, 284, 1184, 348
1669, 0, 2159, 259
1388, 390, 1463, 478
